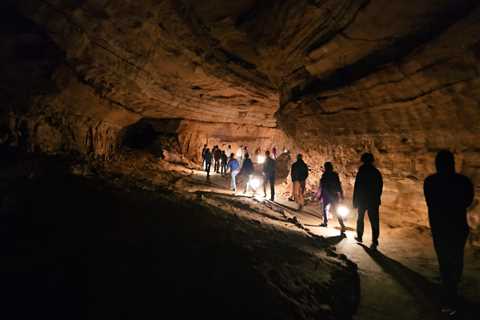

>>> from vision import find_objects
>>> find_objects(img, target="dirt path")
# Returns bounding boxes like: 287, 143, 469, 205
184, 169, 480, 320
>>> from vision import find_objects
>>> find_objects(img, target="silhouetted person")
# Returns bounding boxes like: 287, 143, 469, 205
272, 146, 277, 159
262, 150, 276, 201
240, 153, 254, 193
204, 148, 212, 180
318, 162, 346, 235
227, 153, 240, 192
213, 146, 222, 173
353, 153, 383, 249
424, 150, 474, 314
220, 150, 228, 176
201, 144, 208, 170
291, 154, 309, 209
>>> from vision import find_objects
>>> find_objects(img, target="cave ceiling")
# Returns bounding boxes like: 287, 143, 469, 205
9, 0, 479, 129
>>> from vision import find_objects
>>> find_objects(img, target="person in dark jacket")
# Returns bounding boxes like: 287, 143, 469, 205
201, 144, 208, 170
262, 150, 276, 201
318, 162, 346, 235
220, 150, 228, 176
353, 153, 383, 249
204, 148, 212, 180
291, 154, 309, 209
424, 150, 474, 314
240, 153, 255, 193
213, 146, 222, 173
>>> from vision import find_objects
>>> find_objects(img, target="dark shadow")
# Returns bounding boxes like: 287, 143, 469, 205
359, 244, 442, 317
297, 208, 323, 220
324, 235, 347, 246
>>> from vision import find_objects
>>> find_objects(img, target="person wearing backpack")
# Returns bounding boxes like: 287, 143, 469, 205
201, 144, 208, 170
227, 153, 240, 192
220, 150, 228, 176
318, 162, 346, 236
239, 153, 255, 193
262, 150, 276, 201
290, 154, 309, 209
353, 153, 383, 249
213, 146, 222, 173
204, 148, 212, 180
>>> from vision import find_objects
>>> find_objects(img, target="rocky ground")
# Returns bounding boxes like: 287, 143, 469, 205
0, 149, 359, 320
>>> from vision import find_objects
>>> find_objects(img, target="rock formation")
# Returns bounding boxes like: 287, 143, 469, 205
1, 0, 479, 238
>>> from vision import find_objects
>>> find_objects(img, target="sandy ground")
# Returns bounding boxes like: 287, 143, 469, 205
186, 169, 480, 320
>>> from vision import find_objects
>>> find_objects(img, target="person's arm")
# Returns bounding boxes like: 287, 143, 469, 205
423, 176, 432, 208
337, 174, 344, 200
464, 176, 475, 209
378, 169, 383, 198
352, 171, 361, 208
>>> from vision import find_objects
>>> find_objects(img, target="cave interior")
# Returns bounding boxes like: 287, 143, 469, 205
1, 1, 480, 319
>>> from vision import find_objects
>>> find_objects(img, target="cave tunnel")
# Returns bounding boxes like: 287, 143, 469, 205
1, 1, 480, 319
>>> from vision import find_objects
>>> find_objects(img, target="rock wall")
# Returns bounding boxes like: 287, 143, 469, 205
277, 5, 480, 237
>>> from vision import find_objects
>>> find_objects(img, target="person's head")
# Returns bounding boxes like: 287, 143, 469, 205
361, 152, 374, 164
265, 150, 270, 157
230, 153, 235, 159
222, 150, 225, 154
296, 154, 303, 161
206, 148, 210, 152
435, 150, 455, 174
228, 145, 231, 148
245, 153, 250, 159
324, 162, 333, 172
204, 144, 207, 148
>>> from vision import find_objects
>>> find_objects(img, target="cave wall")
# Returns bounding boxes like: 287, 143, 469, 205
277, 5, 480, 234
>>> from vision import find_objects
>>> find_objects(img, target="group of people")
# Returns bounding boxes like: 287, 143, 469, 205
201, 145, 231, 178
201, 144, 278, 199
288, 152, 382, 247
201, 144, 475, 314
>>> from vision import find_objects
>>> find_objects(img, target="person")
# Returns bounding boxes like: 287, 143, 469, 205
201, 144, 208, 170
227, 153, 240, 192
239, 153, 255, 194
204, 148, 212, 180
317, 162, 346, 236
220, 150, 228, 176
272, 146, 277, 159
353, 153, 383, 249
243, 146, 248, 163
237, 145, 244, 164
290, 154, 309, 209
213, 146, 222, 173
262, 150, 276, 201
226, 145, 232, 159
424, 150, 474, 315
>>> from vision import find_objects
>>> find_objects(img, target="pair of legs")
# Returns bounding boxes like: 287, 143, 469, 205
292, 180, 305, 207
263, 176, 275, 201
356, 205, 380, 246
321, 201, 345, 232
205, 162, 212, 180
214, 160, 220, 173
433, 230, 468, 309
244, 174, 253, 194
220, 163, 227, 176
230, 169, 240, 191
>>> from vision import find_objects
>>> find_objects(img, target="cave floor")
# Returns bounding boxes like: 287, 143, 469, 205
186, 169, 480, 320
